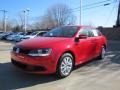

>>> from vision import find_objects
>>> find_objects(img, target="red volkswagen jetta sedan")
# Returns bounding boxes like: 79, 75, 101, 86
11, 26, 107, 78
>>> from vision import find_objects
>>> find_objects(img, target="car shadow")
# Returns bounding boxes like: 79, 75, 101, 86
74, 49, 120, 72
73, 41, 120, 72
72, 51, 120, 78
0, 62, 59, 90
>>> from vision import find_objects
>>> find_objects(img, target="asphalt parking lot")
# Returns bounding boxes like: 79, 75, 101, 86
0, 40, 120, 90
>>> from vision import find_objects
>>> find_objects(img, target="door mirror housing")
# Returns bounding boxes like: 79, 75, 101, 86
74, 34, 87, 42
79, 34, 87, 39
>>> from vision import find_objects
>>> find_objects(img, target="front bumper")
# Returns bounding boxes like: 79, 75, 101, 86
11, 52, 57, 74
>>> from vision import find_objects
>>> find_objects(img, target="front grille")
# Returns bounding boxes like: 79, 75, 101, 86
11, 59, 46, 72
13, 47, 30, 54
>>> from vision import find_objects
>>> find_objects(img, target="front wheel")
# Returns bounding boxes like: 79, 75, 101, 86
56, 53, 74, 78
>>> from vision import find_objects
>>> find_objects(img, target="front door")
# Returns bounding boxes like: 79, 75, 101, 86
74, 28, 96, 64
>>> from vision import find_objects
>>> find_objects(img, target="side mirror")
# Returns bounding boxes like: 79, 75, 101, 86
74, 34, 87, 42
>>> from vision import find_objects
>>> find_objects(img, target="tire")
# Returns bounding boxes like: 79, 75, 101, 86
56, 53, 74, 78
98, 46, 106, 60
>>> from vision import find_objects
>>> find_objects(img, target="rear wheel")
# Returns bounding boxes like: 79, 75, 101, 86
98, 46, 106, 59
56, 53, 74, 78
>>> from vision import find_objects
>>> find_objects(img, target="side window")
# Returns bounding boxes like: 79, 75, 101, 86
96, 29, 102, 36
39, 32, 46, 36
37, 33, 41, 36
92, 29, 101, 36
78, 28, 94, 37
78, 28, 89, 36
88, 29, 94, 37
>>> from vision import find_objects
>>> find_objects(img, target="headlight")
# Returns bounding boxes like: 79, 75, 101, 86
28, 48, 52, 56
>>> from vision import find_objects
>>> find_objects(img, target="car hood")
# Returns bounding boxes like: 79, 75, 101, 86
16, 37, 73, 49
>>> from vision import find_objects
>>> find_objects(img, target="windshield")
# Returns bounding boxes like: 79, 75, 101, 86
43, 26, 78, 37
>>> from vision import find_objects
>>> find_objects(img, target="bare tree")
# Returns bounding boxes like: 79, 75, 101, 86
0, 19, 13, 32
35, 3, 76, 29
6, 21, 13, 31
48, 4, 75, 26
0, 21, 3, 31
18, 12, 24, 30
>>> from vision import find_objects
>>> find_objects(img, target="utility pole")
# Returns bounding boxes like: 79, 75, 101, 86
116, 0, 120, 27
23, 10, 26, 32
23, 8, 30, 32
0, 10, 7, 32
80, 0, 82, 25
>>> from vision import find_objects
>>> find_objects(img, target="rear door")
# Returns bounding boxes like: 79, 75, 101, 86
91, 29, 103, 56
87, 28, 98, 59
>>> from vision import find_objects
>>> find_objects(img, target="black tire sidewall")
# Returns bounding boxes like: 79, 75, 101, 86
98, 46, 106, 60
56, 53, 73, 78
